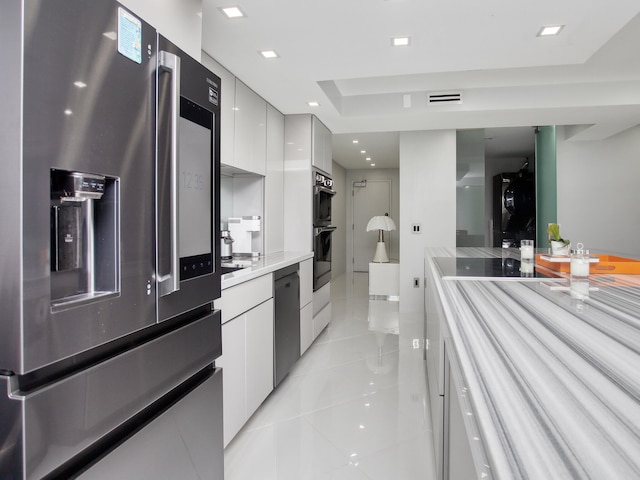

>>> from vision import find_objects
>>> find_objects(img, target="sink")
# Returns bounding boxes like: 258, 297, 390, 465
221, 265, 244, 275
220, 261, 252, 275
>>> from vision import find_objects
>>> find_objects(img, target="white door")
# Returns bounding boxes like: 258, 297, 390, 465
352, 180, 392, 272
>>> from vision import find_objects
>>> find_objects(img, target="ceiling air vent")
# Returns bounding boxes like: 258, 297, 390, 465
427, 91, 463, 105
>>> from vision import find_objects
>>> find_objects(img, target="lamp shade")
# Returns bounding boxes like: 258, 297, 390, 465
366, 215, 396, 232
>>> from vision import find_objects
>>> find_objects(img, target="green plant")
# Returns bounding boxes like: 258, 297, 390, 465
547, 223, 569, 245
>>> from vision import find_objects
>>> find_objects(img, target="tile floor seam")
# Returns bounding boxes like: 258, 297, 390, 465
298, 412, 377, 479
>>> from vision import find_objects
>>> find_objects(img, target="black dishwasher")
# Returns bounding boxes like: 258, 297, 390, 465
273, 265, 301, 387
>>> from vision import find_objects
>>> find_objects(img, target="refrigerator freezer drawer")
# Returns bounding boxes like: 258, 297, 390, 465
0, 311, 221, 479
78, 367, 223, 480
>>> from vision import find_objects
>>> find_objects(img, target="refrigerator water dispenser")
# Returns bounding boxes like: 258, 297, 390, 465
50, 169, 119, 309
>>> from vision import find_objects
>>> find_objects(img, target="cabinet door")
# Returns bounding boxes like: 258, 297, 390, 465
265, 105, 284, 254
209, 60, 236, 168
311, 116, 332, 174
246, 299, 274, 417
219, 316, 246, 447
299, 258, 313, 308
234, 79, 266, 175
313, 302, 331, 339
300, 301, 313, 355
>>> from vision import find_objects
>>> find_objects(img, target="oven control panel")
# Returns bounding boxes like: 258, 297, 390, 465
315, 172, 333, 189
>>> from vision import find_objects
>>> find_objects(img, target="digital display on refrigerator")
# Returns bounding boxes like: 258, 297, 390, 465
179, 116, 212, 260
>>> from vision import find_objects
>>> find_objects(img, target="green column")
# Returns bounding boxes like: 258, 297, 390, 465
535, 126, 557, 247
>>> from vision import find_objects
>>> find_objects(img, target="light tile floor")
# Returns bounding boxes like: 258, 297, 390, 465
224, 273, 437, 480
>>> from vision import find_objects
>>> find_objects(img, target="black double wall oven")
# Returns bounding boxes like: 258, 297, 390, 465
313, 170, 336, 291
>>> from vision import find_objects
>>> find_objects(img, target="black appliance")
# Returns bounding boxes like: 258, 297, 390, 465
312, 170, 337, 290
313, 225, 336, 291
434, 257, 549, 279
492, 163, 536, 248
0, 1, 223, 478
273, 265, 301, 387
313, 170, 336, 226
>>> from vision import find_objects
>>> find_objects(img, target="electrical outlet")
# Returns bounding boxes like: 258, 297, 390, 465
411, 223, 421, 234
413, 277, 420, 288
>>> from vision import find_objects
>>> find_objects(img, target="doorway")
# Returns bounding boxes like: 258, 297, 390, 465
352, 179, 392, 272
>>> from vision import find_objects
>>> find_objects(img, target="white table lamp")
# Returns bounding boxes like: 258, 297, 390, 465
366, 215, 396, 263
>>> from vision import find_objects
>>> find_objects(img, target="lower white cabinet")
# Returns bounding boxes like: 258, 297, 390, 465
443, 345, 479, 480
299, 259, 313, 355
313, 302, 331, 339
300, 302, 313, 355
246, 300, 274, 416
218, 298, 274, 447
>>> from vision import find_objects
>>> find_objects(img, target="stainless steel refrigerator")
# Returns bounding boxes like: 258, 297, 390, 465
0, 1, 223, 478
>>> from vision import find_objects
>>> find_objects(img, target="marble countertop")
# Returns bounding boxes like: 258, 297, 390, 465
220, 251, 313, 289
426, 247, 640, 479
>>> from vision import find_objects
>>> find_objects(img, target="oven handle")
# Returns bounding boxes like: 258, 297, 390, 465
314, 185, 336, 196
314, 226, 337, 236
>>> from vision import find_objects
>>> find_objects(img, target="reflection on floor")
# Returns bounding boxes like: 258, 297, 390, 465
224, 272, 437, 480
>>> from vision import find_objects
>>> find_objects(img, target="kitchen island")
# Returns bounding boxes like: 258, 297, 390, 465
425, 247, 640, 480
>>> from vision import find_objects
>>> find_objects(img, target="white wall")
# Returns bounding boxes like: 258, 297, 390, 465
399, 131, 456, 313
332, 162, 347, 279
557, 125, 640, 257
346, 168, 401, 272
232, 176, 264, 254
119, 0, 202, 60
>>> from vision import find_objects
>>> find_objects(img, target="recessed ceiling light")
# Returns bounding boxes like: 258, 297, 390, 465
64, 109, 72, 115
391, 36, 411, 47
370, 163, 376, 167
366, 157, 371, 161
307, 101, 320, 107
259, 50, 279, 59
537, 25, 564, 36
360, 150, 366, 154
219, 6, 246, 18
74, 81, 87, 88
352, 139, 359, 144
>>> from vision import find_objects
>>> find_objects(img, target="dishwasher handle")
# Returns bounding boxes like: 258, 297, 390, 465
274, 264, 299, 281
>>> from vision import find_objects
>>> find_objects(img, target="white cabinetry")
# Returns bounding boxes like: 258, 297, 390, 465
312, 115, 332, 175
199, 54, 236, 167
283, 114, 332, 252
264, 104, 284, 254
312, 282, 331, 339
299, 258, 313, 354
443, 346, 477, 480
215, 274, 274, 447
234, 80, 266, 175
218, 314, 245, 447
245, 300, 274, 416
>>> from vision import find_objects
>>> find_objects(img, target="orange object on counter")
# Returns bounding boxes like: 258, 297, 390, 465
536, 254, 640, 274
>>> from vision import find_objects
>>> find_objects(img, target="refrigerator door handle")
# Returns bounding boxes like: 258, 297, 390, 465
158, 51, 181, 297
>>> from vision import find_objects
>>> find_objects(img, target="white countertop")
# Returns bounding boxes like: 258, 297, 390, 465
220, 251, 313, 289
426, 247, 640, 479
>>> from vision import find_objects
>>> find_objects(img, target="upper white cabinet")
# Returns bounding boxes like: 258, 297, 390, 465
200, 54, 236, 168
234, 80, 267, 176
311, 115, 332, 175
264, 105, 285, 254
218, 68, 236, 169
283, 114, 332, 252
